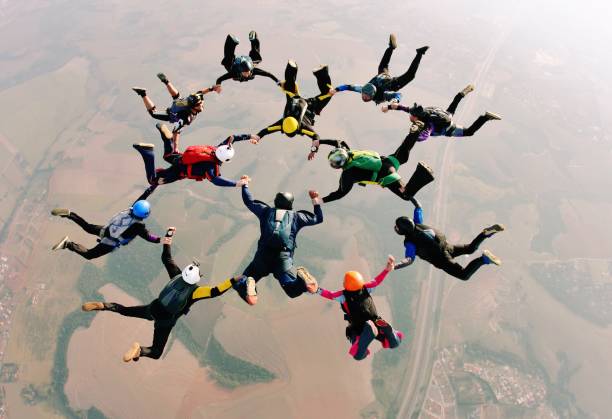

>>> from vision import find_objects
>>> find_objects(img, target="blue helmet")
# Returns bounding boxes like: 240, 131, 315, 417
131, 200, 151, 219
361, 83, 377, 99
232, 55, 254, 73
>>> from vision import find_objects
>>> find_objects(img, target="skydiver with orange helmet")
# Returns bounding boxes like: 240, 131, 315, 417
250, 61, 336, 160
316, 255, 403, 361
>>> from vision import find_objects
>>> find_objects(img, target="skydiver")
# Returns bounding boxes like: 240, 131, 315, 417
382, 84, 502, 140
318, 130, 435, 204
132, 125, 253, 189
330, 34, 428, 105
394, 200, 504, 280
214, 31, 280, 89
232, 177, 322, 305
250, 61, 335, 160
316, 255, 403, 361
81, 227, 238, 362
50, 187, 160, 260
132, 73, 220, 152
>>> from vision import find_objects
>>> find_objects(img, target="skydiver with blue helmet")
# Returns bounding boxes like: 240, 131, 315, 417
393, 199, 505, 280
81, 227, 238, 362
50, 187, 161, 260
330, 34, 428, 107
214, 31, 280, 90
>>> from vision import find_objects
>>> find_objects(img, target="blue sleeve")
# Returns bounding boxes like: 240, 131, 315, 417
207, 167, 236, 187
404, 242, 417, 259
335, 84, 361, 93
413, 207, 423, 224
294, 205, 323, 230
385, 91, 402, 102
242, 186, 268, 217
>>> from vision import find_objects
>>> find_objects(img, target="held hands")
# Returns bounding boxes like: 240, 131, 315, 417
385, 255, 396, 271
381, 104, 389, 113
236, 175, 251, 187
213, 84, 222, 94
309, 190, 322, 205
328, 88, 337, 96
307, 139, 320, 160
163, 227, 176, 245
249, 134, 260, 144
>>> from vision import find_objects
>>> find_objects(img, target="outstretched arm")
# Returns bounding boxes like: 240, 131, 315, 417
334, 84, 362, 93
206, 167, 237, 187
316, 287, 345, 303
295, 190, 323, 229
364, 256, 395, 290
133, 185, 157, 204
319, 139, 350, 150
161, 228, 181, 278
394, 242, 417, 270
253, 67, 280, 83
241, 185, 268, 217
256, 119, 283, 140
216, 72, 233, 85
384, 91, 402, 103
191, 277, 237, 301
136, 224, 161, 244
321, 172, 355, 203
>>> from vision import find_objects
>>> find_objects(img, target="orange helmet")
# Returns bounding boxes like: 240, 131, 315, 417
344, 271, 365, 291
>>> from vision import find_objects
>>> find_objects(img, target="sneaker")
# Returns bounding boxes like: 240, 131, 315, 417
246, 277, 257, 297
51, 208, 70, 217
460, 84, 475, 96
155, 123, 172, 141
482, 250, 501, 266
156, 73, 169, 84
132, 87, 147, 97
132, 143, 155, 152
296, 267, 318, 293
248, 30, 257, 41
51, 236, 70, 251
416, 46, 429, 55
389, 33, 398, 49
485, 111, 502, 121
482, 224, 505, 237
123, 342, 141, 362
82, 302, 105, 312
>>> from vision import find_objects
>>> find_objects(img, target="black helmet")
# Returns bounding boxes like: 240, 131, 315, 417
232, 55, 254, 73
274, 192, 294, 210
395, 216, 415, 235
187, 93, 204, 107
409, 103, 424, 117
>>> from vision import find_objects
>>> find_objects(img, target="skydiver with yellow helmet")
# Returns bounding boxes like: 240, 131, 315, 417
250, 61, 335, 160
316, 255, 404, 361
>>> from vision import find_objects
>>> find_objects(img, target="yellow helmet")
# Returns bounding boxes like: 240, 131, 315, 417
282, 117, 299, 134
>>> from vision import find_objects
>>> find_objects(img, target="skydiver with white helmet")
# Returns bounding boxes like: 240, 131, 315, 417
249, 61, 336, 160
50, 187, 160, 260
330, 34, 428, 106
214, 31, 280, 90
382, 84, 502, 141
81, 228, 239, 362
132, 125, 254, 189
393, 200, 505, 280
132, 73, 220, 152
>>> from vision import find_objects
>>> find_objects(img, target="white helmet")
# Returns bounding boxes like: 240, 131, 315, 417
215, 145, 235, 162
181, 262, 201, 284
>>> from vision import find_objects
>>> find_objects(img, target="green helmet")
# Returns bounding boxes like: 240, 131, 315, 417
328, 148, 349, 169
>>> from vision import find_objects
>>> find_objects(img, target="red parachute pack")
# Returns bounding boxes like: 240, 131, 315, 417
180, 145, 219, 181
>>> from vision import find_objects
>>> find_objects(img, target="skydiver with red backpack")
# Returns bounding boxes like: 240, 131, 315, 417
132, 124, 255, 188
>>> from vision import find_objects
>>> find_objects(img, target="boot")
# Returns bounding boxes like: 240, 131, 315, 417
248, 30, 257, 42
482, 224, 505, 238
156, 73, 169, 84
51, 236, 70, 251
82, 302, 105, 312
132, 87, 147, 97
460, 84, 475, 97
389, 33, 398, 50
123, 342, 141, 362
403, 161, 435, 198
485, 111, 502, 121
155, 123, 172, 141
482, 250, 501, 266
51, 208, 70, 217
416, 46, 429, 55
132, 143, 155, 152
296, 267, 318, 293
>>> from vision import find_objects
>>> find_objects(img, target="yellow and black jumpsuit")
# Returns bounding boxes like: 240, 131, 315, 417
103, 243, 236, 360
255, 62, 333, 148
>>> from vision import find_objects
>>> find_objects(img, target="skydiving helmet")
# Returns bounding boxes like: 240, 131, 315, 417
215, 145, 235, 162
328, 148, 349, 169
395, 216, 415, 235
361, 83, 377, 99
182, 260, 202, 284
131, 200, 151, 219
187, 92, 204, 107
232, 55, 254, 74
274, 192, 294, 210
344, 271, 365, 291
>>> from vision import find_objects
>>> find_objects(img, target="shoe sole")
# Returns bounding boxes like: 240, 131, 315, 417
483, 250, 502, 266
123, 342, 141, 362
51, 208, 70, 217
461, 84, 475, 96
483, 224, 505, 236
51, 236, 69, 251
82, 302, 105, 312
485, 111, 502, 120
312, 65, 328, 74
132, 87, 146, 95
389, 34, 397, 49
133, 143, 155, 151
